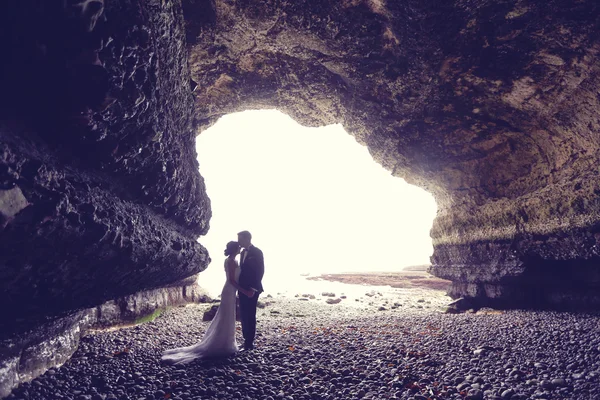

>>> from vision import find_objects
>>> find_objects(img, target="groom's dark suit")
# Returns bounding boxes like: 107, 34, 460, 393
238, 245, 264, 348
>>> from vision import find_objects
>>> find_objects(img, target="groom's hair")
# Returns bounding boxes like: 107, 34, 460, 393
237, 230, 252, 241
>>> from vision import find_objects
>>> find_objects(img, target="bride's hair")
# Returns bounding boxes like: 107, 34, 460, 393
224, 241, 239, 256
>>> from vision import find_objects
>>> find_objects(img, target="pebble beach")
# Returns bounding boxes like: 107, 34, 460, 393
6, 279, 600, 400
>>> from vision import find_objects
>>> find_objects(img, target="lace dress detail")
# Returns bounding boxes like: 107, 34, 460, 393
161, 261, 239, 364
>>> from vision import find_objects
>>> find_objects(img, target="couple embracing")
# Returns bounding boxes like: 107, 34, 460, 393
162, 230, 264, 364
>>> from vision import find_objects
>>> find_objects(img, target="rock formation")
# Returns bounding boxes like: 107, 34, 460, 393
1, 0, 600, 394
1, 0, 210, 331
182, 0, 600, 309
1, 0, 211, 394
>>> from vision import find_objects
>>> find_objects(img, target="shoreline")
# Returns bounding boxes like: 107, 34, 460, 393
305, 270, 451, 292
196, 268, 452, 301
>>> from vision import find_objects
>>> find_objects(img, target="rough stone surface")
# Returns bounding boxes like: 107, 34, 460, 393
93, 275, 210, 327
183, 0, 600, 308
202, 302, 241, 322
0, 0, 211, 333
0, 186, 28, 228
0, 280, 208, 398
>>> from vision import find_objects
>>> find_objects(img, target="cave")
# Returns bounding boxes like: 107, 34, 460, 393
1, 0, 600, 396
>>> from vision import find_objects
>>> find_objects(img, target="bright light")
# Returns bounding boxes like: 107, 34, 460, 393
195, 110, 437, 296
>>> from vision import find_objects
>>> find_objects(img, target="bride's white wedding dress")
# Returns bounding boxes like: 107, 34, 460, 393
161, 260, 239, 364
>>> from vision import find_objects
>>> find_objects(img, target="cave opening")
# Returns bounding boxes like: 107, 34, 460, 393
194, 109, 437, 297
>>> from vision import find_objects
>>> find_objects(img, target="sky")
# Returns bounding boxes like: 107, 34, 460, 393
194, 109, 437, 295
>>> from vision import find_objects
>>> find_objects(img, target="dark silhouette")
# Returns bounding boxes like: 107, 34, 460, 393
237, 230, 264, 350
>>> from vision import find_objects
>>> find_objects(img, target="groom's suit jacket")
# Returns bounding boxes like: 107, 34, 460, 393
239, 245, 264, 293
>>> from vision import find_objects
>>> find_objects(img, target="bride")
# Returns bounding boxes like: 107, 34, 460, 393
161, 241, 253, 364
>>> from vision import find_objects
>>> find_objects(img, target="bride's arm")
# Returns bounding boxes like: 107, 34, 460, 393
226, 259, 251, 296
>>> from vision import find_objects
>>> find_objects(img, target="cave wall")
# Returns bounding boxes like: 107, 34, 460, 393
2, 0, 596, 332
0, 276, 207, 398
0, 0, 211, 337
183, 0, 600, 308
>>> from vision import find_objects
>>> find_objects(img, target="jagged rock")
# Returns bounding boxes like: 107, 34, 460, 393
202, 300, 241, 322
0, 0, 210, 336
0, 186, 28, 228
444, 297, 477, 314
94, 276, 209, 327
202, 305, 219, 321
182, 0, 600, 309
0, 279, 204, 398
256, 300, 267, 308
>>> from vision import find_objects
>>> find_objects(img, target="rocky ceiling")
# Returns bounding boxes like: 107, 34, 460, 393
1, 0, 600, 341
184, 0, 600, 309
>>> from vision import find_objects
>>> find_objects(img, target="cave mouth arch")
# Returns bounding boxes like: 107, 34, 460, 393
194, 109, 437, 297
2, 0, 600, 395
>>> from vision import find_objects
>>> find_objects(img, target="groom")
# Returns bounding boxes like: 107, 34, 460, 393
237, 230, 264, 350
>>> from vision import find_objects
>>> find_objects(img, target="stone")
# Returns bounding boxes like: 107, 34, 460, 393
0, 186, 28, 227
551, 378, 567, 387
0, 0, 211, 334
473, 348, 487, 357
445, 298, 476, 313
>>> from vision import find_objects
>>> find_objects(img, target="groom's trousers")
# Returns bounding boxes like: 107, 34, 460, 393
239, 292, 260, 345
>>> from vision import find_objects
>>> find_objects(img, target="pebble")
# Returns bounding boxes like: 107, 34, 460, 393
6, 295, 600, 400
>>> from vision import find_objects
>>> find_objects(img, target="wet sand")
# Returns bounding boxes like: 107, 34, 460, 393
306, 270, 451, 292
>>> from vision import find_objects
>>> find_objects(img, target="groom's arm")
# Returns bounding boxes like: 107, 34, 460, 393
256, 249, 264, 282
252, 248, 264, 291
239, 248, 263, 297
226, 260, 252, 297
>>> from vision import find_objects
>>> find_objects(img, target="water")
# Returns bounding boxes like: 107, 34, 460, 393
197, 264, 409, 300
